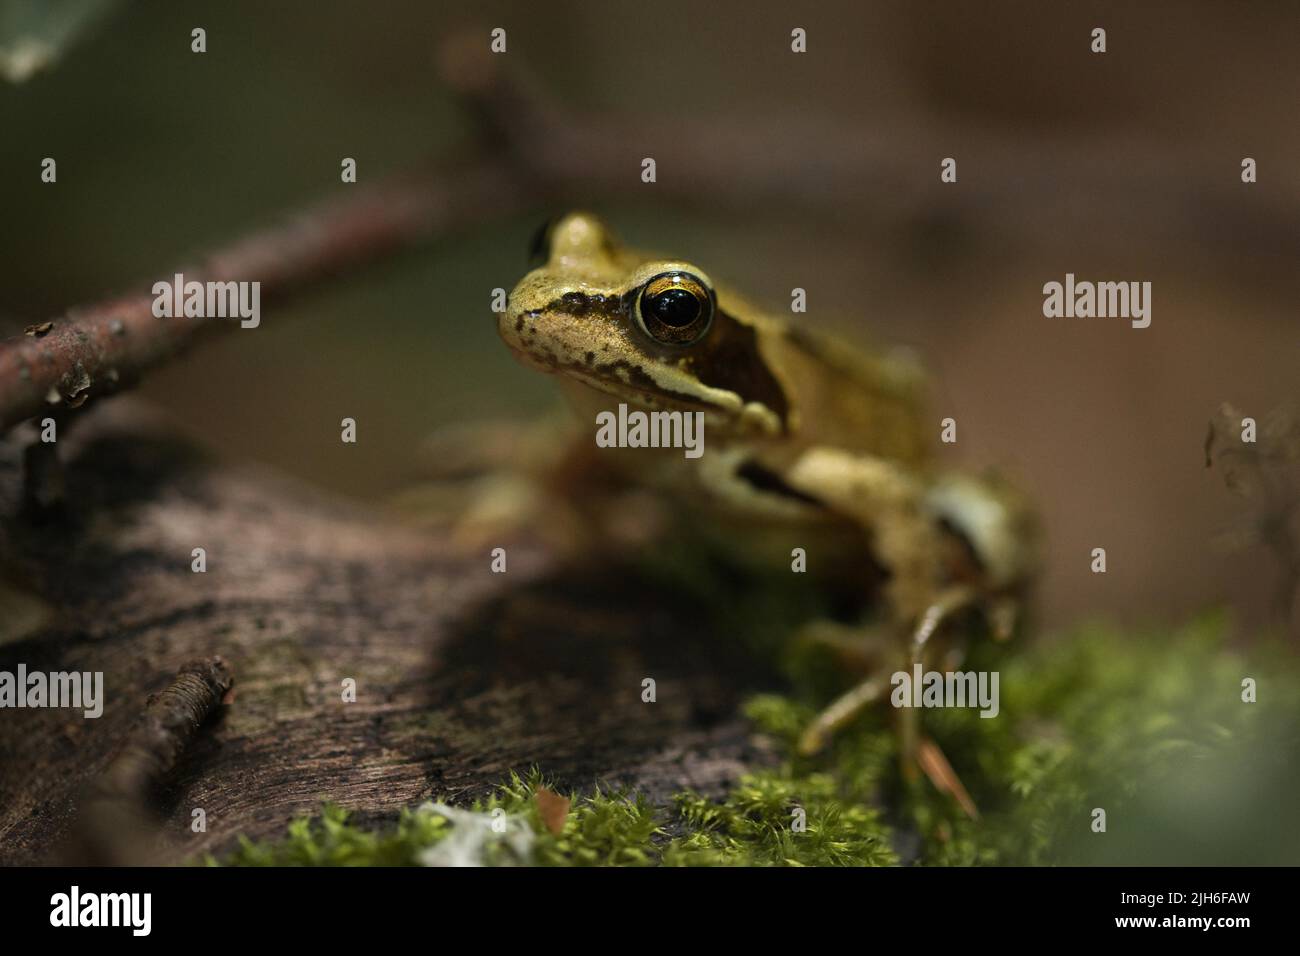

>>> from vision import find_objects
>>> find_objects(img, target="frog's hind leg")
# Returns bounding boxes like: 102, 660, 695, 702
783, 448, 949, 622
783, 446, 990, 815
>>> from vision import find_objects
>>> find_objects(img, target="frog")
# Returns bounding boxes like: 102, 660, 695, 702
498, 211, 1037, 815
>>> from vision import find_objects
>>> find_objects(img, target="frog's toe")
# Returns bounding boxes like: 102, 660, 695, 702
797, 725, 831, 757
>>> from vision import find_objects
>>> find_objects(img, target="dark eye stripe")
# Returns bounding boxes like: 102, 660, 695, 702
538, 292, 627, 317
536, 292, 790, 433
693, 306, 790, 432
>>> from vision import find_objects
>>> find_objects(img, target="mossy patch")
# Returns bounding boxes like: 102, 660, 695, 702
210, 614, 1300, 866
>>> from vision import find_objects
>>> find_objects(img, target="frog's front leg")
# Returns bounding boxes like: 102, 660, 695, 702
783, 447, 948, 626
782, 447, 988, 815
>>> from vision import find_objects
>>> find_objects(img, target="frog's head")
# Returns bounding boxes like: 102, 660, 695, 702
501, 212, 789, 437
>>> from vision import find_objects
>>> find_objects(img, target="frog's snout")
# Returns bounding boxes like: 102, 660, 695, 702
497, 281, 550, 371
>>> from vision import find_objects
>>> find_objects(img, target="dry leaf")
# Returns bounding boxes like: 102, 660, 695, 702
534, 787, 571, 835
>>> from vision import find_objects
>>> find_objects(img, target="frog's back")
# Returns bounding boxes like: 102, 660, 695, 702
760, 318, 932, 467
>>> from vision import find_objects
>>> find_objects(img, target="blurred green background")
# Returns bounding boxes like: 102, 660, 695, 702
2, 0, 1297, 639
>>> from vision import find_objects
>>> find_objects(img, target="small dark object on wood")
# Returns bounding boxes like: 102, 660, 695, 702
68, 657, 233, 865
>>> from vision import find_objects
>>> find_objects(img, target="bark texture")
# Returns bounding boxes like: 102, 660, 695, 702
0, 403, 774, 865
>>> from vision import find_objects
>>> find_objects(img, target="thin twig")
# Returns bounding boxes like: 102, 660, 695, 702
0, 159, 533, 435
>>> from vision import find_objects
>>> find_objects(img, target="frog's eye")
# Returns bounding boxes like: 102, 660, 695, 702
635, 272, 714, 346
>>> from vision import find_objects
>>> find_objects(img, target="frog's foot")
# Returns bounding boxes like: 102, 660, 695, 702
795, 672, 980, 819
794, 589, 976, 758
797, 673, 889, 756
799, 586, 996, 816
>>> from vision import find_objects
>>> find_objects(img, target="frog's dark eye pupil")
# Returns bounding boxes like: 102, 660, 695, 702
647, 288, 701, 328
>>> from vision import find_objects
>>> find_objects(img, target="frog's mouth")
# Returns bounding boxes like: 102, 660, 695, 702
497, 336, 555, 375
557, 363, 733, 417
556, 368, 794, 444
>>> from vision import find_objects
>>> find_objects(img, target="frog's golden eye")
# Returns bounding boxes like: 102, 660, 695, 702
635, 272, 714, 346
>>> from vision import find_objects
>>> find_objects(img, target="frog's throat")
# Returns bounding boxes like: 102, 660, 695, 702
556, 374, 783, 438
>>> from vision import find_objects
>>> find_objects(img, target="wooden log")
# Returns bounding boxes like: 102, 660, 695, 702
0, 403, 773, 864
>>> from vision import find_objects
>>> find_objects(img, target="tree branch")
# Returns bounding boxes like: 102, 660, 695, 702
0, 159, 533, 435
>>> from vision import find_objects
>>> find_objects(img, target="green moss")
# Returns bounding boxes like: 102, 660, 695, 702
918, 615, 1300, 866
212, 803, 451, 866
212, 765, 894, 867
479, 772, 663, 866
664, 772, 896, 867
211, 614, 1300, 866
211, 771, 662, 867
